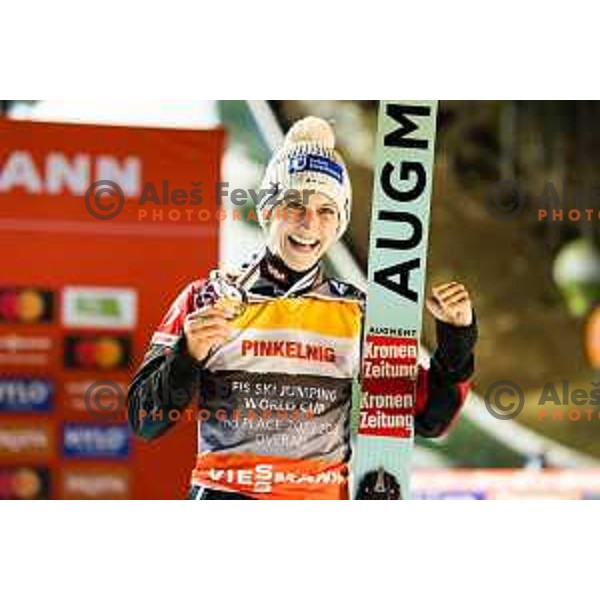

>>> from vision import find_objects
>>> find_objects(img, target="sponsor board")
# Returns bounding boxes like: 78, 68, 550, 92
62, 286, 137, 329
0, 118, 222, 498
0, 377, 53, 413
62, 423, 130, 459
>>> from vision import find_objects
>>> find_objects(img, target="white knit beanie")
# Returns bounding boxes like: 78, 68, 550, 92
257, 116, 352, 239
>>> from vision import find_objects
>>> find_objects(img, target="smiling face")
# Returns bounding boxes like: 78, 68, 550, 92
266, 191, 340, 272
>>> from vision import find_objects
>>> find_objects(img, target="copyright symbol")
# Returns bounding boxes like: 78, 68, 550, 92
485, 180, 525, 220
484, 380, 524, 420
84, 380, 125, 420
85, 180, 125, 220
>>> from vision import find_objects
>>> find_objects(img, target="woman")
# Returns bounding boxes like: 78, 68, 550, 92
127, 117, 477, 499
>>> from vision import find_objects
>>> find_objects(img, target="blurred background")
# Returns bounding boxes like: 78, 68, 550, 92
2, 100, 600, 499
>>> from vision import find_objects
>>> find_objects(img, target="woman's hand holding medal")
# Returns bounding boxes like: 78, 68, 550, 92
183, 305, 234, 363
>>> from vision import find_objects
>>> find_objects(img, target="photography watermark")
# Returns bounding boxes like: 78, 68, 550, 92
84, 380, 126, 420
136, 406, 316, 425
484, 379, 525, 420
485, 180, 526, 220
484, 179, 600, 221
83, 179, 317, 221
84, 180, 125, 221
484, 378, 600, 421
82, 378, 320, 424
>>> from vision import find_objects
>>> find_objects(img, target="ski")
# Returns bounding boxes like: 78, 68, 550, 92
351, 100, 438, 500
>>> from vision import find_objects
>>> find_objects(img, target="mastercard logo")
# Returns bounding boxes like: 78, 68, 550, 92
0, 288, 53, 323
64, 335, 131, 370
0, 467, 50, 500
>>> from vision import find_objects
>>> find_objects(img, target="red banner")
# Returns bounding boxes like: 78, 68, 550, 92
0, 118, 224, 498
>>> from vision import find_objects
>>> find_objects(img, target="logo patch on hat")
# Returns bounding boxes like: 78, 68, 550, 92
288, 154, 344, 184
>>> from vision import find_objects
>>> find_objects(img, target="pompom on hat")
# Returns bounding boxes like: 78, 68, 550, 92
256, 116, 352, 239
